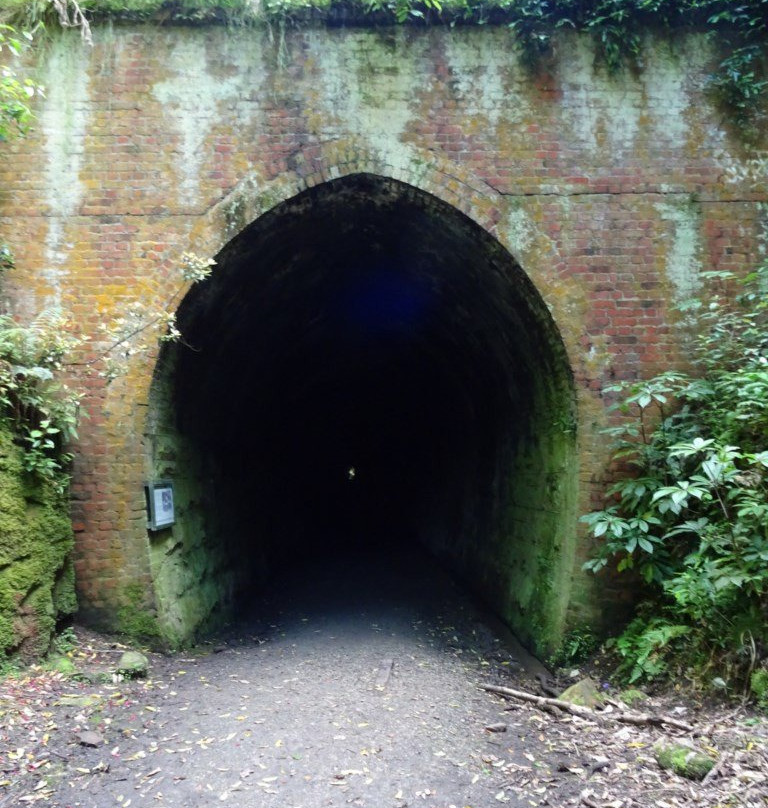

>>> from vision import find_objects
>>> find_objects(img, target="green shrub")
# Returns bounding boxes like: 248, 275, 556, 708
583, 263, 768, 693
751, 668, 768, 710
549, 627, 599, 668
609, 616, 688, 683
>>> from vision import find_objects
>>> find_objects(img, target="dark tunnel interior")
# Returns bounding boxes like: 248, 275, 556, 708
156, 174, 575, 646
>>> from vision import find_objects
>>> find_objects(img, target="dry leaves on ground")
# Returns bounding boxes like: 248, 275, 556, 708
482, 686, 768, 808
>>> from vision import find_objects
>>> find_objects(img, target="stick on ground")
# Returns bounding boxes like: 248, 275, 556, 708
480, 684, 694, 732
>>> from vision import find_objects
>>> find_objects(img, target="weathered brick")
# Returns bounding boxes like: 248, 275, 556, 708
0, 23, 764, 645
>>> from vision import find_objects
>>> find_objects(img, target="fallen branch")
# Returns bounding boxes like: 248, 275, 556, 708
480, 684, 694, 732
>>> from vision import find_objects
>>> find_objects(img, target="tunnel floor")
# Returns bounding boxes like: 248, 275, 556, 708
9, 554, 760, 807
36, 545, 547, 806
5, 563, 763, 808
228, 543, 544, 669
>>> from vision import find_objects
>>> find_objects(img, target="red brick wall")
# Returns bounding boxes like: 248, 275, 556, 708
0, 24, 764, 636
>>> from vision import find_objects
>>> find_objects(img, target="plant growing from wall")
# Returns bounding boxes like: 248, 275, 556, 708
1, 14, 213, 487
0, 22, 40, 139
582, 263, 768, 693
0, 254, 214, 490
2, 6, 208, 460
0, 20, 76, 491
0, 10, 214, 661
493, 0, 768, 126
0, 311, 82, 489
0, 255, 213, 659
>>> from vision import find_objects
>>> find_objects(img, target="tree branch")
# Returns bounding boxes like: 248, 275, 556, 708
480, 684, 694, 732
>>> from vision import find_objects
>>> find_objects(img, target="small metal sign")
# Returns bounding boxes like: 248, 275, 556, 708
145, 481, 175, 530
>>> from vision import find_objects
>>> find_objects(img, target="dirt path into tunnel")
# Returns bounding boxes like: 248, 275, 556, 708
2, 549, 767, 808
4, 549, 547, 808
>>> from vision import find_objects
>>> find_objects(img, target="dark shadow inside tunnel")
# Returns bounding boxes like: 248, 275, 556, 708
146, 174, 577, 654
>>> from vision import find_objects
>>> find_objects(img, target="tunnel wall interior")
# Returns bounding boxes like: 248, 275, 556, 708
145, 175, 578, 653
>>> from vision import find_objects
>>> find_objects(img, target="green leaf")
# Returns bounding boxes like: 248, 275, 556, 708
594, 521, 608, 538
637, 536, 654, 553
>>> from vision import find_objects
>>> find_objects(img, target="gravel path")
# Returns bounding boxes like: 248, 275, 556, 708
2, 547, 545, 808
3, 547, 766, 808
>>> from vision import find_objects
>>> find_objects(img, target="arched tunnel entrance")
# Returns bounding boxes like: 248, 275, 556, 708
146, 174, 578, 655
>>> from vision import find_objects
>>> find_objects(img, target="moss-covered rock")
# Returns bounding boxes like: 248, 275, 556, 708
751, 668, 768, 711
654, 744, 715, 781
559, 677, 603, 708
0, 422, 75, 660
46, 652, 77, 675
116, 650, 149, 679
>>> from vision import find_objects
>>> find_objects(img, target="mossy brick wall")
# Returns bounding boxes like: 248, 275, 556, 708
0, 23, 765, 650
0, 423, 76, 658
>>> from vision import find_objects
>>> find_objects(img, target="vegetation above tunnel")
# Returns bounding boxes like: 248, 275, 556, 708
0, 0, 766, 119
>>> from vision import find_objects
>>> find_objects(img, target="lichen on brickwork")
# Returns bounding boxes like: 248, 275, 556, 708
308, 29, 423, 163
656, 199, 703, 301
39, 32, 92, 307
151, 33, 261, 207
0, 16, 764, 657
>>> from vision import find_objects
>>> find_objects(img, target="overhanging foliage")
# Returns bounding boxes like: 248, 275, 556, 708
0, 0, 764, 122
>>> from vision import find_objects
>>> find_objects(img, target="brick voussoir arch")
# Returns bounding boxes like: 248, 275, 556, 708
135, 141, 583, 654
179, 138, 575, 369
201, 143, 506, 245
134, 141, 572, 449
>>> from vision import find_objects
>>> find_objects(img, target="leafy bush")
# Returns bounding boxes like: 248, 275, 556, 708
0, 22, 42, 141
549, 626, 599, 668
583, 263, 768, 692
0, 311, 82, 490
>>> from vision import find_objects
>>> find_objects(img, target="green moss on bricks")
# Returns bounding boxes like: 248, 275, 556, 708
117, 584, 162, 644
0, 423, 75, 660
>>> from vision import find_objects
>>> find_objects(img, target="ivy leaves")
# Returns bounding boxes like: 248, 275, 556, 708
377, 0, 768, 122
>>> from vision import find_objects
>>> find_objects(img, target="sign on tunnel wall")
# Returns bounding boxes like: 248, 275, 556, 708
0, 23, 765, 653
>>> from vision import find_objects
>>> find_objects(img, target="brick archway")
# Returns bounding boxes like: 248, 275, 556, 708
141, 165, 579, 654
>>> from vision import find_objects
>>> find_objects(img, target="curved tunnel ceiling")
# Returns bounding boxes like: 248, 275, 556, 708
166, 174, 575, 642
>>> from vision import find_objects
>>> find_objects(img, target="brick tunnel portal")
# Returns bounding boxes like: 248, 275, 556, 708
151, 174, 577, 654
